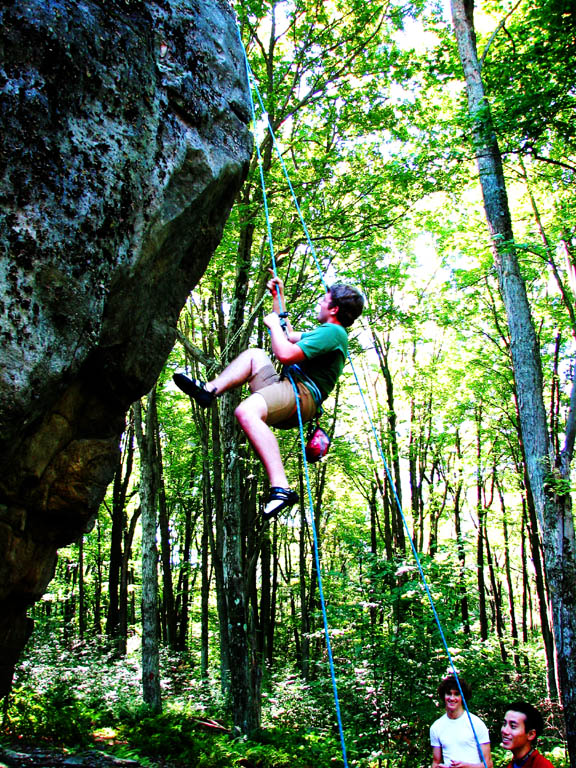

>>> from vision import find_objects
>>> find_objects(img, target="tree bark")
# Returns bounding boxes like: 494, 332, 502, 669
106, 417, 135, 650
134, 394, 162, 714
93, 518, 102, 635
221, 394, 260, 734
299, 477, 311, 679
451, 0, 576, 753
453, 432, 470, 634
268, 521, 280, 666
119, 507, 141, 651
200, 492, 210, 674
78, 538, 85, 640
153, 404, 177, 649
475, 407, 488, 641
498, 480, 520, 668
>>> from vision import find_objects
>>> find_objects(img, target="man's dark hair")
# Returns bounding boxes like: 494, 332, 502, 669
328, 283, 364, 328
506, 702, 545, 740
437, 675, 472, 703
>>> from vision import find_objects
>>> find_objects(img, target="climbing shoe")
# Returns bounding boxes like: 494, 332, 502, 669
173, 373, 216, 408
262, 487, 299, 521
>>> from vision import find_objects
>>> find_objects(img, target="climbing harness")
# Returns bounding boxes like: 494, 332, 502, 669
237, 23, 489, 768
281, 363, 323, 407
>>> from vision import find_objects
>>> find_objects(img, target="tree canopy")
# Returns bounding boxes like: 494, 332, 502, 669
2, 0, 575, 765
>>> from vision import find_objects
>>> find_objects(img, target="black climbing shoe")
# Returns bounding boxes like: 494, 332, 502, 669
173, 373, 216, 408
262, 487, 299, 521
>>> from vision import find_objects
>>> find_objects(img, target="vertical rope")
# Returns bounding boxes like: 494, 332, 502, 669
236, 18, 487, 768
346, 353, 489, 768
288, 374, 350, 768
237, 22, 349, 765
239, 35, 284, 313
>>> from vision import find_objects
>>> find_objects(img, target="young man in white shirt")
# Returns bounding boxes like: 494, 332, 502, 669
430, 675, 493, 768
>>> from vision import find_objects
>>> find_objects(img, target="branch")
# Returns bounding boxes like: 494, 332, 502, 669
175, 329, 217, 369
480, 0, 523, 67
505, 149, 576, 173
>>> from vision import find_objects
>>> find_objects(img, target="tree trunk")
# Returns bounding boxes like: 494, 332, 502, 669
134, 394, 162, 714
268, 521, 279, 666
106, 417, 135, 650
299, 477, 310, 679
451, 0, 576, 752
498, 481, 520, 668
369, 482, 379, 629
484, 523, 507, 662
199, 493, 209, 672
453, 431, 470, 634
119, 507, 141, 651
93, 518, 102, 634
177, 499, 195, 652
221, 394, 260, 734
374, 467, 394, 561
78, 538, 85, 640
524, 482, 558, 697
373, 331, 403, 511
153, 406, 177, 649
259, 530, 272, 663
475, 408, 488, 641
206, 406, 230, 691
521, 505, 530, 646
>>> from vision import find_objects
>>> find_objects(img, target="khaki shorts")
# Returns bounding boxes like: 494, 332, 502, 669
250, 364, 317, 428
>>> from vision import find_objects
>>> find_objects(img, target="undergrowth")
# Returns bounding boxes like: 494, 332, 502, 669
0, 636, 347, 767
0, 635, 568, 767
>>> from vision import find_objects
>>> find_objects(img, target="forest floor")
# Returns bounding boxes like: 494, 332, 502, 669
0, 742, 170, 768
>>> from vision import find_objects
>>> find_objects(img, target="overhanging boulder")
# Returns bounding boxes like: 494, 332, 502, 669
0, 0, 252, 695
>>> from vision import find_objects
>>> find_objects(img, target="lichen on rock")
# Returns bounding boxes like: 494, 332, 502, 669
0, 0, 252, 696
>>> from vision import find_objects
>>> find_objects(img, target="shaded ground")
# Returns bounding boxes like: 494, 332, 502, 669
0, 744, 147, 768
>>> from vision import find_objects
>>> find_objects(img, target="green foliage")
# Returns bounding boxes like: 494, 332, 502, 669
482, 0, 576, 155
4, 630, 562, 766
9, 0, 574, 763
3, 638, 346, 767
5, 680, 93, 745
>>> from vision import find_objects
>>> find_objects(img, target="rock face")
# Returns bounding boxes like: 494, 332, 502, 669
0, 0, 252, 695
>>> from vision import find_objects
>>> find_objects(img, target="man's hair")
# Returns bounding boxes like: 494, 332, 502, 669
437, 675, 472, 703
328, 283, 364, 328
506, 702, 544, 740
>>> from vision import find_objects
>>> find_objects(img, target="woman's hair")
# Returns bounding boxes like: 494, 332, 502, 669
328, 283, 364, 328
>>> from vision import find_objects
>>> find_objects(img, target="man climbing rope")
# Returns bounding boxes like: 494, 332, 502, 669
173, 270, 364, 520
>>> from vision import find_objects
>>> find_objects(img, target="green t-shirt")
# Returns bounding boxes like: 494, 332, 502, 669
295, 323, 348, 400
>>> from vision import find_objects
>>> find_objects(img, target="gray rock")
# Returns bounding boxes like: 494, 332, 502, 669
0, 0, 252, 695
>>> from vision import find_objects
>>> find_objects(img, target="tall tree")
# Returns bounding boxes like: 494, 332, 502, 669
135, 393, 162, 714
106, 417, 135, 652
451, 0, 576, 753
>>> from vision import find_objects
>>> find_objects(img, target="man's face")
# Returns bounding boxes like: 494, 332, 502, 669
317, 292, 334, 323
444, 687, 463, 715
501, 710, 535, 755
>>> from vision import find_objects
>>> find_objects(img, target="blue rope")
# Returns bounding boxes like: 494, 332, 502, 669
237, 21, 487, 768
237, 23, 349, 766
248, 77, 328, 293
239, 39, 282, 307
346, 355, 489, 768
287, 373, 349, 768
